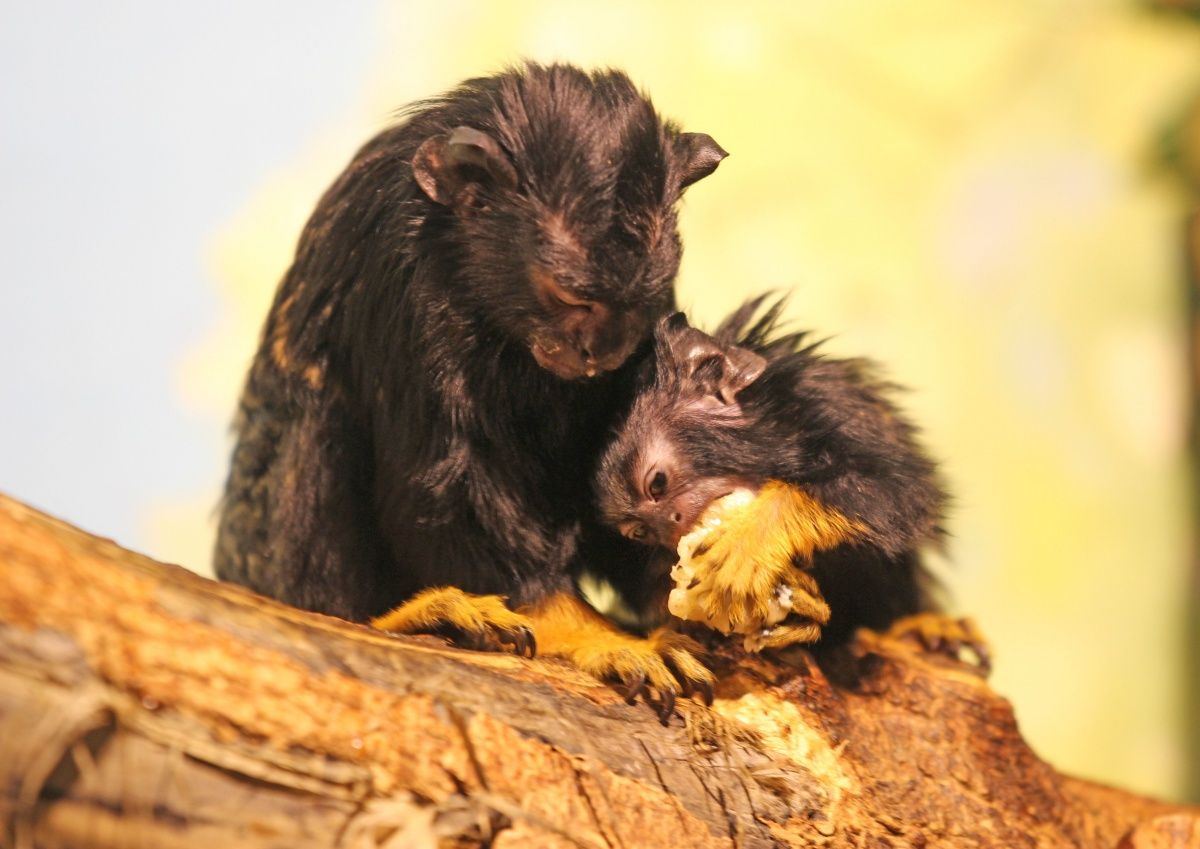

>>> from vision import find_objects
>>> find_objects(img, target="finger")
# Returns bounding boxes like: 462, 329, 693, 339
508, 625, 535, 658
792, 570, 822, 596
459, 628, 492, 652
662, 651, 709, 705
622, 671, 648, 705
760, 620, 822, 650
657, 686, 677, 725
788, 590, 831, 624
495, 626, 519, 654
513, 627, 531, 658
676, 673, 692, 699
495, 626, 525, 657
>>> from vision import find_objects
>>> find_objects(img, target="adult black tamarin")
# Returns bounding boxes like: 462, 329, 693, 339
593, 300, 985, 663
215, 63, 726, 707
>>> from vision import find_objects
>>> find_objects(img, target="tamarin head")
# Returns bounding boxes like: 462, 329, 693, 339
410, 64, 727, 380
594, 313, 776, 548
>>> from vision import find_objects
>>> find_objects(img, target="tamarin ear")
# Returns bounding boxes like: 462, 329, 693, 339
658, 318, 765, 404
662, 312, 690, 334
676, 132, 728, 189
413, 126, 519, 206
716, 346, 766, 403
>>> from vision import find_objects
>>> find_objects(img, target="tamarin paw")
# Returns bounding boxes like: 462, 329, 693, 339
686, 528, 796, 635
680, 483, 847, 636
683, 546, 831, 642
648, 627, 716, 707
574, 630, 714, 724
370, 587, 536, 657
884, 613, 990, 673
525, 593, 714, 724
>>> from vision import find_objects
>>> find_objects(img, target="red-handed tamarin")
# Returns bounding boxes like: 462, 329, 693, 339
592, 300, 982, 662
214, 63, 727, 715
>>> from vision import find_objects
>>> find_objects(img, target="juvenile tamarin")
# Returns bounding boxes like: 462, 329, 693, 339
214, 64, 726, 704
593, 300, 980, 657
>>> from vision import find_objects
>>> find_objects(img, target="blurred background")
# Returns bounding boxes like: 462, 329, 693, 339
2, 0, 1198, 802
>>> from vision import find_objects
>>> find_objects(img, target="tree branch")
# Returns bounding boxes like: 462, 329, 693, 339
0, 493, 1193, 848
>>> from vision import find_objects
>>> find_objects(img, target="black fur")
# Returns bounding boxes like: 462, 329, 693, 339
593, 298, 948, 643
214, 63, 726, 620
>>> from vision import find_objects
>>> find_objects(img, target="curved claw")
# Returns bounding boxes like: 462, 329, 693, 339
483, 623, 537, 658
657, 686, 677, 726
622, 671, 648, 705
504, 625, 536, 658
662, 651, 715, 708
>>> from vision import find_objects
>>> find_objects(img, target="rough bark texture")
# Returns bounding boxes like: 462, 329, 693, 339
0, 493, 1194, 848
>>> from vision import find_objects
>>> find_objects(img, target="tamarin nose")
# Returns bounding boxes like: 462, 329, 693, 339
671, 511, 682, 523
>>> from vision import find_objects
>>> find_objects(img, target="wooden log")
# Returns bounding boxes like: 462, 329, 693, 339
0, 493, 1194, 848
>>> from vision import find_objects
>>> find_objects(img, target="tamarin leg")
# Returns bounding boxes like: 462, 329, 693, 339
370, 587, 536, 657
686, 482, 858, 637
523, 591, 714, 723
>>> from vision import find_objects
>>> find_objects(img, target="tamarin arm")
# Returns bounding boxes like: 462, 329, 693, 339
690, 481, 863, 567
784, 358, 945, 554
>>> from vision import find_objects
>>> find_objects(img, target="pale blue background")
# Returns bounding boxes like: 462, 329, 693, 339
0, 1, 383, 547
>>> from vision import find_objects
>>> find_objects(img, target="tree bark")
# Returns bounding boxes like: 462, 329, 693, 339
0, 493, 1194, 849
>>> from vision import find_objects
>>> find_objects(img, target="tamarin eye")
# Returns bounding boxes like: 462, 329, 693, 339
532, 269, 595, 313
624, 523, 648, 541
555, 292, 594, 313
647, 470, 668, 500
